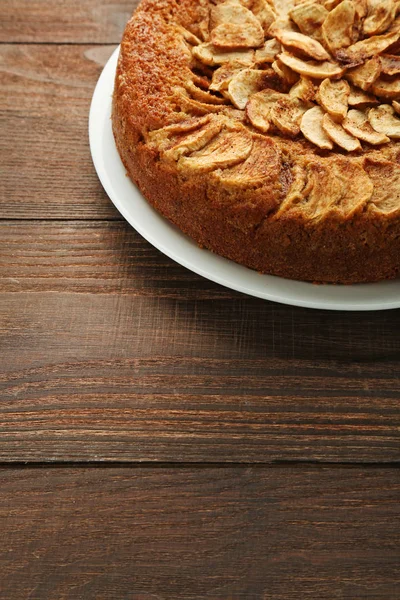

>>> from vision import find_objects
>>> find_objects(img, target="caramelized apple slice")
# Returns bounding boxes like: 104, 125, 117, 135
246, 88, 285, 132
322, 0, 356, 52
278, 52, 344, 79
210, 0, 264, 48
317, 78, 350, 122
322, 113, 362, 151
300, 106, 334, 149
368, 103, 400, 138
342, 109, 390, 144
178, 125, 253, 172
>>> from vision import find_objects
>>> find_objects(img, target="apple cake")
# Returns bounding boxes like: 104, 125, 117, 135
112, 0, 400, 283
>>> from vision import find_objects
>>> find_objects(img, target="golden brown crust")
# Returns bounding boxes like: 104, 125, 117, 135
112, 0, 400, 283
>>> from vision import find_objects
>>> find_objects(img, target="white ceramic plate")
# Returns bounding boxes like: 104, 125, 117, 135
89, 47, 400, 311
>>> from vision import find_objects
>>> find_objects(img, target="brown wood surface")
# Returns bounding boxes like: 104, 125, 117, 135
0, 223, 400, 463
1, 1, 400, 597
0, 44, 119, 219
1, 467, 400, 599
0, 1, 139, 44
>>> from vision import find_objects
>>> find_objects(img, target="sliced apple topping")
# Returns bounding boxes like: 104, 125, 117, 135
178, 124, 253, 172
164, 119, 223, 160
192, 42, 255, 66
274, 30, 331, 61
209, 63, 248, 92
278, 52, 345, 79
353, 0, 369, 20
345, 56, 382, 91
324, 0, 343, 11
268, 17, 298, 39
272, 0, 294, 18
215, 136, 280, 187
255, 39, 281, 64
185, 80, 228, 104
191, 72, 211, 90
148, 116, 213, 150
335, 31, 400, 65
390, 16, 400, 34
289, 3, 329, 37
380, 54, 400, 76
210, 0, 264, 48
246, 88, 285, 132
270, 96, 309, 136
365, 158, 400, 215
322, 113, 362, 151
343, 109, 390, 144
272, 59, 299, 85
368, 103, 400, 138
151, 115, 212, 138
251, 0, 277, 35
236, 0, 253, 8
345, 56, 382, 92
185, 0, 400, 153
293, 159, 373, 220
371, 76, 400, 99
322, 0, 356, 52
363, 0, 397, 36
300, 106, 334, 149
289, 77, 316, 103
316, 78, 350, 121
392, 99, 400, 113
176, 92, 228, 115
226, 69, 270, 109
348, 85, 379, 107
176, 25, 202, 46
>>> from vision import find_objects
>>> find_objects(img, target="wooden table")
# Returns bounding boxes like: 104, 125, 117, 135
1, 2, 400, 598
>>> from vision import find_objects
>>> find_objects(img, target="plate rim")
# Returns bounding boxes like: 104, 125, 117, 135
89, 46, 400, 312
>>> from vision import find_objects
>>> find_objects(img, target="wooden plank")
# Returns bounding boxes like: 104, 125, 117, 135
1, 466, 400, 598
0, 220, 241, 297
0, 0, 138, 43
0, 44, 120, 219
1, 221, 399, 463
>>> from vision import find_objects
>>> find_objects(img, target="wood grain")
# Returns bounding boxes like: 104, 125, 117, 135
1, 221, 399, 463
2, 1, 399, 595
1, 466, 400, 599
0, 44, 120, 219
0, 0, 138, 43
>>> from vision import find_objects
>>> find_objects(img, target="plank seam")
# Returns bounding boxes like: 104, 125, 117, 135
0, 461, 399, 469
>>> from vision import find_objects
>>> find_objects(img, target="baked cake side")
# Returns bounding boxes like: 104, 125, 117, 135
112, 0, 400, 283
